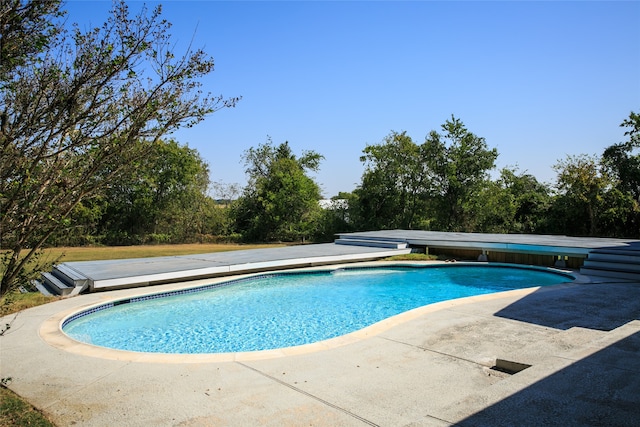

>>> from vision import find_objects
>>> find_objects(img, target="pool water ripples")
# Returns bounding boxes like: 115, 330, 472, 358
63, 265, 573, 354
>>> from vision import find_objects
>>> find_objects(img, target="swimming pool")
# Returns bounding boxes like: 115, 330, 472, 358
62, 264, 573, 354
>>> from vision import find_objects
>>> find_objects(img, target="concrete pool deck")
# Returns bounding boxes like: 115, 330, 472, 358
1, 261, 639, 426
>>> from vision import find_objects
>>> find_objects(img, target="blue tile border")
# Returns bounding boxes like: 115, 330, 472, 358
62, 273, 292, 329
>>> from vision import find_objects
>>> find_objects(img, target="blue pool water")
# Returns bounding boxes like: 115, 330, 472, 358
63, 265, 573, 354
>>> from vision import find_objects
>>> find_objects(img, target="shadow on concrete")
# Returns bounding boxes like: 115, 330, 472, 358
455, 331, 640, 427
465, 279, 640, 425
493, 282, 640, 331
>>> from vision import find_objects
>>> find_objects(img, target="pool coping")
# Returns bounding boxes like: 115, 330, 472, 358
39, 261, 586, 364
5, 259, 640, 426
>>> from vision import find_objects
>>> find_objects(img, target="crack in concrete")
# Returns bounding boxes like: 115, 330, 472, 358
236, 361, 381, 426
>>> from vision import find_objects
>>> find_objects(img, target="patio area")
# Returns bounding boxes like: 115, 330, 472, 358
1, 259, 639, 426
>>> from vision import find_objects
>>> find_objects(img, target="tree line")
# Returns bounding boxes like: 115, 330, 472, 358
1, 0, 638, 296
55, 112, 640, 247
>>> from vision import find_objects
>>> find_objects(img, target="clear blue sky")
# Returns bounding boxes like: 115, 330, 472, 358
65, 0, 639, 198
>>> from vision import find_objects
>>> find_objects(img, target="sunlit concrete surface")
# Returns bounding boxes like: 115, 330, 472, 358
46, 243, 411, 293
40, 231, 640, 295
338, 229, 640, 256
2, 261, 639, 426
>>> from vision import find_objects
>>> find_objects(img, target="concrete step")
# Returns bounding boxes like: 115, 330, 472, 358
41, 271, 74, 296
53, 264, 90, 287
580, 247, 640, 281
32, 280, 56, 297
583, 260, 640, 273
579, 267, 640, 281
334, 238, 408, 249
589, 248, 640, 257
586, 252, 640, 265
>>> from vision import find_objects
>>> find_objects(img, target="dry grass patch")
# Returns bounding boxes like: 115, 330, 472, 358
1, 292, 59, 317
0, 386, 54, 427
43, 243, 287, 262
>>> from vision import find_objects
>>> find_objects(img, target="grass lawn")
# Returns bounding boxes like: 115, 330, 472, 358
40, 242, 287, 262
0, 386, 54, 427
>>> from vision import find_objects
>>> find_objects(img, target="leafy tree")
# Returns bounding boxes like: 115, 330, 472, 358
0, 0, 63, 82
546, 112, 640, 238
466, 179, 517, 233
598, 111, 640, 237
206, 181, 243, 240
352, 118, 497, 232
355, 132, 429, 230
466, 168, 552, 233
234, 140, 323, 242
597, 187, 639, 238
0, 1, 238, 296
49, 196, 107, 246
602, 111, 640, 201
550, 154, 609, 236
313, 192, 357, 242
499, 168, 552, 233
98, 139, 211, 244
422, 116, 498, 231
